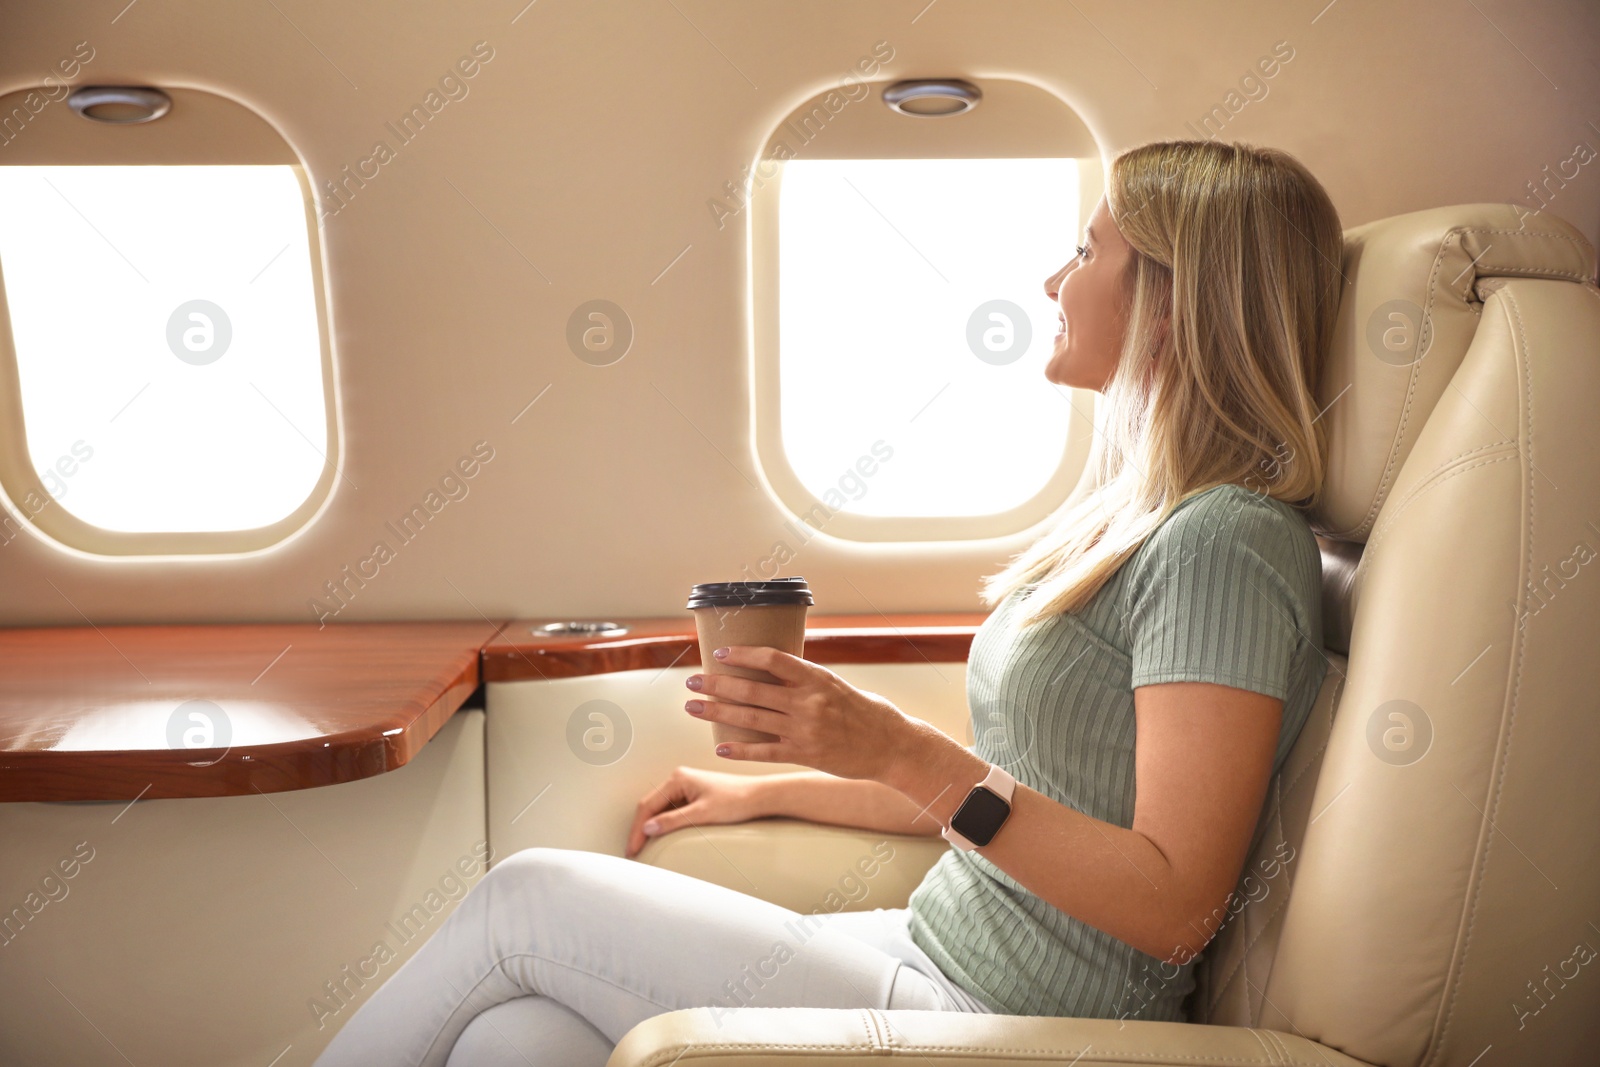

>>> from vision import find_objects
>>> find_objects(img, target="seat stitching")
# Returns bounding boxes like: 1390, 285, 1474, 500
1443, 225, 1594, 279
1373, 437, 1518, 519
1423, 284, 1536, 1067
1468, 261, 1589, 281
878, 1005, 898, 1048
1410, 436, 1519, 471
1360, 440, 1519, 563
1203, 870, 1294, 1025
1240, 889, 1252, 1025
1246, 1026, 1282, 1064
860, 1006, 882, 1048
1268, 1028, 1300, 1063
1199, 774, 1273, 1020
1358, 452, 1519, 568
1351, 229, 1458, 540
1453, 226, 1587, 237
683, 1043, 1281, 1061
1344, 222, 1591, 543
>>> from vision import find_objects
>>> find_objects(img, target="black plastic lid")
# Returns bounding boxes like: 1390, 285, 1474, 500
687, 576, 814, 609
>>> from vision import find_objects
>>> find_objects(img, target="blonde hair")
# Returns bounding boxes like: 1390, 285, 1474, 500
982, 140, 1344, 627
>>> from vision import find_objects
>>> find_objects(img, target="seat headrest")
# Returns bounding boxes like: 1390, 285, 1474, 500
1311, 203, 1596, 542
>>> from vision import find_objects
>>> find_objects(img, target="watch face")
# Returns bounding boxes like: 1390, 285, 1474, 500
951, 785, 1010, 847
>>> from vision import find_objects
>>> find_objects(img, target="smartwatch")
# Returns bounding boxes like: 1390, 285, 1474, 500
940, 763, 1016, 851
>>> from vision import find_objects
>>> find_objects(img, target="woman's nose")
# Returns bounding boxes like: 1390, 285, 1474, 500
1043, 265, 1066, 299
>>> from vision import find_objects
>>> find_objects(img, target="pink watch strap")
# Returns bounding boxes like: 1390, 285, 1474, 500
940, 762, 1016, 850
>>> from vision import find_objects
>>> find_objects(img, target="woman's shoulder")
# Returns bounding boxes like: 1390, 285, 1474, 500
1132, 482, 1320, 584
1116, 483, 1325, 641
1164, 483, 1313, 540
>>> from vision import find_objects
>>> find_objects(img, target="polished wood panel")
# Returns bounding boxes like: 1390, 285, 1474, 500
0, 621, 503, 802
483, 612, 992, 683
0, 613, 987, 802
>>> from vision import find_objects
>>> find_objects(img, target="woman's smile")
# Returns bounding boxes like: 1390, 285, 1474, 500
1042, 195, 1135, 392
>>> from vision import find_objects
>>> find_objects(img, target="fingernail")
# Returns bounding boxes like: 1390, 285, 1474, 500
685, 700, 704, 715
642, 820, 659, 835
713, 647, 729, 659
715, 744, 730, 756
685, 675, 702, 690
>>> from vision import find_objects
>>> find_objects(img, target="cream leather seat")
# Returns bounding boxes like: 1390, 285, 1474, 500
625, 203, 1600, 1066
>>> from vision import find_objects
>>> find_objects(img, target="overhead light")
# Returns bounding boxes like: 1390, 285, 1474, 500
67, 86, 172, 125
882, 79, 981, 117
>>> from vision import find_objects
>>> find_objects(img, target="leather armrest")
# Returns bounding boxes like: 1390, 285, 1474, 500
608, 1007, 1377, 1067
634, 818, 948, 913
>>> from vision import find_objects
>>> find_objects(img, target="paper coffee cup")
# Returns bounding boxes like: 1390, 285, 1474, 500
686, 577, 814, 746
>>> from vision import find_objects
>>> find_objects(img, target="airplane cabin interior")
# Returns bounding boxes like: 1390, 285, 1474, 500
1, 2, 1598, 1065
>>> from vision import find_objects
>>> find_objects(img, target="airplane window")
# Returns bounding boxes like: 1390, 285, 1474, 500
775, 156, 1080, 519
0, 163, 327, 535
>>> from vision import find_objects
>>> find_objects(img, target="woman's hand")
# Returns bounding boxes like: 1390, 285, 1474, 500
683, 645, 920, 781
624, 765, 768, 859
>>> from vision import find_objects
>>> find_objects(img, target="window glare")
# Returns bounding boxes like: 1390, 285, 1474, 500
777, 158, 1079, 519
0, 164, 326, 533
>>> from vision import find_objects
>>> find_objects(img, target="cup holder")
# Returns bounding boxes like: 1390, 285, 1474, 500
535, 621, 628, 637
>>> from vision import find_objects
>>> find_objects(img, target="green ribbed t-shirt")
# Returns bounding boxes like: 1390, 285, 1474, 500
907, 483, 1327, 1021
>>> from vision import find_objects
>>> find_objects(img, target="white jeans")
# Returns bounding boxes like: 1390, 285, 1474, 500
311, 846, 994, 1067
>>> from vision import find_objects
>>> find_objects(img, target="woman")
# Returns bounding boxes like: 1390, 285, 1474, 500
313, 138, 1342, 1065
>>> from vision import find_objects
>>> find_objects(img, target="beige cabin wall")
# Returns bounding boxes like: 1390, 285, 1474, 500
0, 1, 1595, 623
0, 710, 486, 1067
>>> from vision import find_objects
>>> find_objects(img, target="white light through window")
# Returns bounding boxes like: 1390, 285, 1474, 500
0, 164, 327, 533
777, 157, 1080, 518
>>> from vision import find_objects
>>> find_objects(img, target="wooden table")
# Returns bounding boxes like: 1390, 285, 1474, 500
0, 621, 504, 802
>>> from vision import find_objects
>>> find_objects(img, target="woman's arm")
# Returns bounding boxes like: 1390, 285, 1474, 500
883, 686, 1281, 966
758, 767, 947, 838
684, 646, 1276, 964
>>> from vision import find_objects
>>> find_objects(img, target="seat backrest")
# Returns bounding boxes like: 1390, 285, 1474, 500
1188, 204, 1600, 1067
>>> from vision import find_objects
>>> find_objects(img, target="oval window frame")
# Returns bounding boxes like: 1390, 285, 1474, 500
0, 85, 340, 556
748, 76, 1106, 542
